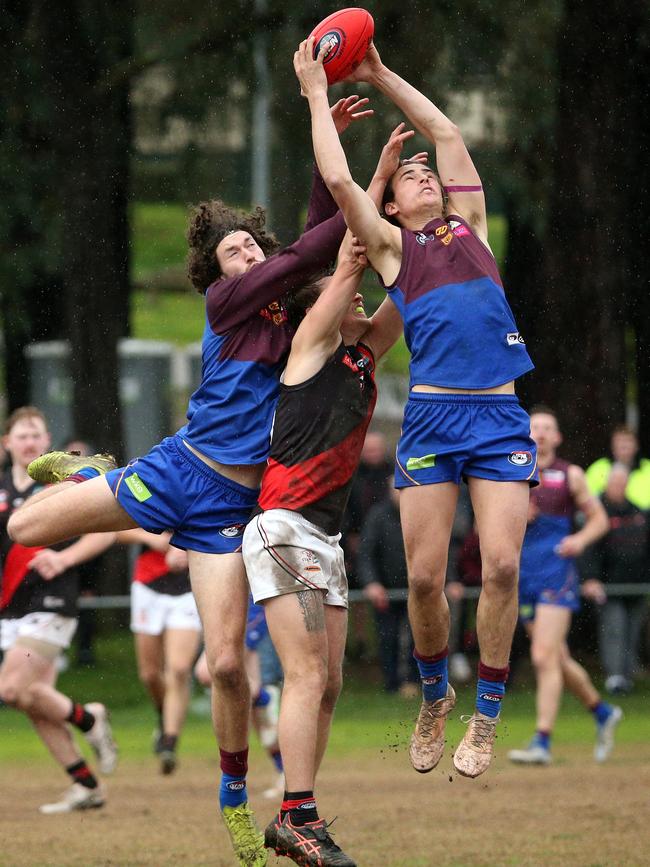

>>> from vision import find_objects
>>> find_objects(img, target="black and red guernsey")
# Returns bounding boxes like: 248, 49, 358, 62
257, 341, 376, 535
0, 473, 79, 619
132, 548, 191, 596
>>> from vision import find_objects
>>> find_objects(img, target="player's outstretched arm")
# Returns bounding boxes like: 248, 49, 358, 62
27, 532, 117, 580
286, 231, 365, 382
294, 38, 401, 285
348, 43, 488, 242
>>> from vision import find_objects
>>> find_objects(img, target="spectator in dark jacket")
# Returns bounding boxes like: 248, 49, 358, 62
358, 479, 418, 695
582, 464, 649, 694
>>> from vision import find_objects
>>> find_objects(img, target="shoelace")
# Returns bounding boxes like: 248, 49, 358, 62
418, 696, 453, 738
460, 715, 496, 750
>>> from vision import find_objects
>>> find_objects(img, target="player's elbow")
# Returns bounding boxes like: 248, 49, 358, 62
7, 511, 33, 546
324, 171, 355, 203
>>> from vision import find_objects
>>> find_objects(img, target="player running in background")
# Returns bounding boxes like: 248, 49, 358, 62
194, 599, 284, 799
9, 99, 377, 865
117, 528, 202, 775
245, 125, 407, 862
508, 407, 622, 765
0, 407, 117, 814
294, 38, 536, 780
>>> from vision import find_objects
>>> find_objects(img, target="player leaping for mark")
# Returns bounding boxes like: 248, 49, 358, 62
8, 97, 373, 866
294, 38, 537, 779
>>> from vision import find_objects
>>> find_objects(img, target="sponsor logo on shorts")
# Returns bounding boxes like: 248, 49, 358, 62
219, 523, 246, 538
299, 801, 317, 810
480, 692, 502, 703
226, 781, 246, 792
422, 675, 443, 686
506, 331, 526, 346
508, 451, 533, 467
317, 30, 343, 63
406, 453, 436, 471
125, 473, 153, 503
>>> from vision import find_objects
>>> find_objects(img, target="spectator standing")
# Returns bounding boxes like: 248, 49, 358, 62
586, 425, 650, 510
358, 478, 419, 695
581, 463, 649, 694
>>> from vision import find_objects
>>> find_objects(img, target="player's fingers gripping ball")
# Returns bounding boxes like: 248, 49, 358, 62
309, 8, 375, 84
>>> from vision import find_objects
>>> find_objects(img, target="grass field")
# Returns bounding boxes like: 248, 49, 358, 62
1, 634, 648, 865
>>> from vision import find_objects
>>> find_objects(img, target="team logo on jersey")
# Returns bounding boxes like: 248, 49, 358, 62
435, 225, 448, 236
415, 232, 435, 245
219, 523, 246, 538
542, 469, 566, 487
506, 332, 526, 346
449, 219, 471, 237
260, 300, 287, 326
508, 451, 533, 466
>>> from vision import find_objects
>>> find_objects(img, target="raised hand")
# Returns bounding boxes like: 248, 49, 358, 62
331, 95, 374, 134
341, 41, 384, 84
294, 37, 328, 97
374, 122, 417, 182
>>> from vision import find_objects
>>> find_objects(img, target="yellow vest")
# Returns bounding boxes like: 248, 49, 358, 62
585, 457, 650, 510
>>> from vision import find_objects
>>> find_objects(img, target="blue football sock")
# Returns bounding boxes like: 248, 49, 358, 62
475, 661, 509, 718
253, 687, 271, 708
591, 701, 612, 726
219, 772, 247, 810
414, 648, 448, 703
534, 730, 551, 750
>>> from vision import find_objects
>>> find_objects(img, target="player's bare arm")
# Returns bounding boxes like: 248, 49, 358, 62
27, 531, 117, 580
293, 38, 402, 285
284, 231, 365, 384
348, 42, 489, 244
557, 465, 610, 557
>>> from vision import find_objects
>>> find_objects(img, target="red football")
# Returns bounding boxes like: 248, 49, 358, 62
309, 8, 375, 84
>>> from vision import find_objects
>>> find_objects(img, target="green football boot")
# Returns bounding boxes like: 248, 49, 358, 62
27, 451, 117, 484
222, 802, 268, 867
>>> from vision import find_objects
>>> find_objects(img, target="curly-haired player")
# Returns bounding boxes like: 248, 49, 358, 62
9, 96, 374, 866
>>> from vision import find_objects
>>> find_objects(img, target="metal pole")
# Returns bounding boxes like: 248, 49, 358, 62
251, 0, 270, 216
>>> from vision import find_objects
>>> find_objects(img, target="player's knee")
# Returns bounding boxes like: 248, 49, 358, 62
208, 651, 246, 691
166, 664, 192, 686
0, 679, 24, 708
7, 511, 36, 546
531, 642, 560, 671
137, 665, 161, 691
284, 656, 328, 697
321, 670, 343, 714
482, 556, 518, 594
408, 572, 445, 600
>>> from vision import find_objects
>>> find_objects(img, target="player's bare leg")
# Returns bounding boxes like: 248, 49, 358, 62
453, 479, 528, 778
530, 605, 571, 733
135, 632, 166, 736
8, 475, 138, 547
0, 645, 108, 810
264, 590, 329, 792
158, 628, 202, 773
400, 483, 459, 773
314, 604, 347, 774
189, 551, 265, 866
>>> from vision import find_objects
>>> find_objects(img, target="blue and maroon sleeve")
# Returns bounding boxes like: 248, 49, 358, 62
304, 163, 338, 230
206, 211, 346, 333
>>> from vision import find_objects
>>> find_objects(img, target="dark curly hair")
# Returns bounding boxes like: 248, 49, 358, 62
186, 200, 280, 293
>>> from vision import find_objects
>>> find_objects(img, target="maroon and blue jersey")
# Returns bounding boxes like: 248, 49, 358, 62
381, 214, 534, 390
519, 459, 579, 614
178, 168, 346, 466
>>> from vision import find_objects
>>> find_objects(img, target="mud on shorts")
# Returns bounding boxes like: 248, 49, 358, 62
395, 393, 539, 488
242, 509, 348, 607
0, 612, 77, 659
105, 435, 259, 554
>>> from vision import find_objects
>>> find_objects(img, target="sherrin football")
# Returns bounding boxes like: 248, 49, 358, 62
309, 8, 375, 84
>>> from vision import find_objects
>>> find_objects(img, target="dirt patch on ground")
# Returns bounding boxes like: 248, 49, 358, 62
2, 744, 648, 866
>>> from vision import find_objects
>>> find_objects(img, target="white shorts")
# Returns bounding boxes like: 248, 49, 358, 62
0, 612, 77, 653
130, 581, 202, 636
243, 509, 348, 607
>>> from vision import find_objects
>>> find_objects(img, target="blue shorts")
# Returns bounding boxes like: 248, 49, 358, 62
395, 393, 538, 488
246, 600, 269, 650
105, 435, 259, 554
518, 560, 580, 622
